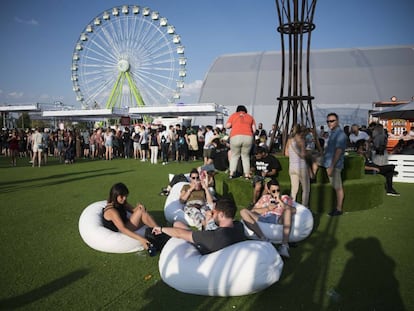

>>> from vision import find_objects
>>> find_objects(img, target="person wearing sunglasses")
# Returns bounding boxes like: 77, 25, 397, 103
240, 179, 296, 258
179, 168, 215, 230
322, 113, 348, 216
250, 146, 282, 206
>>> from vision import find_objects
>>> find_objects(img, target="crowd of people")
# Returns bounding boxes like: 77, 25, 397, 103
0, 123, 233, 167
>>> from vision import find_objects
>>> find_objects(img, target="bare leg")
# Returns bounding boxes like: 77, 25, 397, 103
128, 206, 158, 230
336, 187, 344, 212
32, 152, 37, 167
253, 182, 262, 203
281, 207, 295, 244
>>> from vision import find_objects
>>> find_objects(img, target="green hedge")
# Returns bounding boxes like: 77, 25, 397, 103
215, 154, 385, 213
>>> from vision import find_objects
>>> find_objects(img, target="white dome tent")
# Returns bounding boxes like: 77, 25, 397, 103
196, 45, 414, 129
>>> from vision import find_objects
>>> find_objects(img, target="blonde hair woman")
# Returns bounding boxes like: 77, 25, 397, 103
284, 124, 310, 206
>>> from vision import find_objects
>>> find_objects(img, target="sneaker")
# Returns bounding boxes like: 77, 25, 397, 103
328, 209, 343, 217
387, 190, 400, 196
278, 244, 290, 258
159, 190, 169, 196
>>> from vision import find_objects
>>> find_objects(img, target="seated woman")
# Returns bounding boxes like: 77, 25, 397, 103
179, 168, 216, 231
160, 165, 216, 196
355, 140, 400, 196
102, 183, 160, 250
240, 179, 296, 258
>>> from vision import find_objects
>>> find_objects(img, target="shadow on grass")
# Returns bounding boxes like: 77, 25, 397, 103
259, 215, 340, 309
0, 168, 134, 193
0, 269, 89, 309
0, 168, 114, 187
327, 237, 405, 310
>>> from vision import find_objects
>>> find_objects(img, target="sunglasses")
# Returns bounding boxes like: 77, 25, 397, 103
190, 176, 200, 180
271, 188, 280, 193
326, 119, 337, 123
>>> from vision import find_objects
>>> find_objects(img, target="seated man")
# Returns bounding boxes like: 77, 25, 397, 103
179, 168, 215, 230
250, 146, 282, 205
152, 198, 246, 255
240, 180, 296, 258
205, 137, 229, 172
355, 140, 400, 196
349, 124, 370, 146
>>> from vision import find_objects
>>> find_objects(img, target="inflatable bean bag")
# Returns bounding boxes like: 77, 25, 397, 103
243, 203, 314, 243
159, 237, 283, 296
79, 200, 147, 253
164, 182, 193, 225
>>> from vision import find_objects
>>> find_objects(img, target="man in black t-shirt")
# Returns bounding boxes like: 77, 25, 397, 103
152, 198, 246, 255
250, 146, 282, 204
209, 137, 229, 171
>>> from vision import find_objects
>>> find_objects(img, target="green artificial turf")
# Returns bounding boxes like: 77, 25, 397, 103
0, 156, 413, 310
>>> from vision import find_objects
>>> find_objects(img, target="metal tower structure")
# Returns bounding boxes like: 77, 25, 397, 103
270, 0, 319, 152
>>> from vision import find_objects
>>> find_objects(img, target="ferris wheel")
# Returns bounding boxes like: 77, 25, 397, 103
71, 4, 186, 109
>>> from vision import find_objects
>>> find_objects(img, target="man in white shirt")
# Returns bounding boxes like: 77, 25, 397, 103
349, 124, 370, 144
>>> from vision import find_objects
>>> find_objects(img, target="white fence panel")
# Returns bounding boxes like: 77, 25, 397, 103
388, 155, 414, 183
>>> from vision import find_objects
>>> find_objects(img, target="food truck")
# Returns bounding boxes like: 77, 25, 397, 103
369, 99, 414, 152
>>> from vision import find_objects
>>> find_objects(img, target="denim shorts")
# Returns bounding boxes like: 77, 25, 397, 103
258, 214, 279, 224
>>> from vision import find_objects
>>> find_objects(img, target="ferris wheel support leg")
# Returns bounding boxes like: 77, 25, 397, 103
125, 72, 145, 107
106, 72, 124, 109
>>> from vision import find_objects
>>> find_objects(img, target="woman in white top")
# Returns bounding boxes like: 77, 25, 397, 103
285, 124, 310, 206
104, 128, 114, 160
139, 126, 149, 161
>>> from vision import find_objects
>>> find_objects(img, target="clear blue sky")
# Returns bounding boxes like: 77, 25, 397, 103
0, 0, 413, 108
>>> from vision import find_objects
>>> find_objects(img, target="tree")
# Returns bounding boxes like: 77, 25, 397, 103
17, 112, 31, 129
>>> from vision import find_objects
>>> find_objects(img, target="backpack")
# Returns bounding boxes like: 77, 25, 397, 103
161, 135, 166, 144
373, 133, 387, 155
